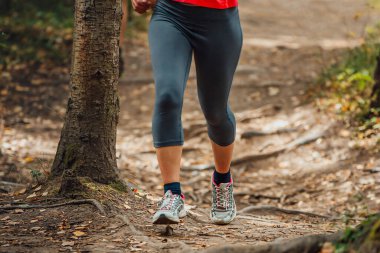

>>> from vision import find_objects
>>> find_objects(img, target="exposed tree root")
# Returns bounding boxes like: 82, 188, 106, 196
199, 232, 342, 253
241, 127, 298, 139
182, 127, 328, 171
238, 205, 330, 219
234, 192, 281, 201
0, 199, 106, 215
116, 214, 193, 252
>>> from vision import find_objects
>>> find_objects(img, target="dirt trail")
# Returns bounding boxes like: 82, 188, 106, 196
1, 0, 380, 252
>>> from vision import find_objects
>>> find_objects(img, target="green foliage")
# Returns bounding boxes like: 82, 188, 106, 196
110, 180, 128, 192
0, 0, 74, 67
30, 169, 43, 184
0, 0, 150, 68
333, 213, 380, 252
316, 22, 380, 133
124, 12, 150, 39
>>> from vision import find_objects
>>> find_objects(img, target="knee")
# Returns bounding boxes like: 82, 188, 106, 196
154, 79, 182, 113
204, 110, 226, 126
155, 92, 182, 114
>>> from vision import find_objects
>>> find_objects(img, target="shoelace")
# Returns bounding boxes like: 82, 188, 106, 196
215, 184, 231, 210
158, 194, 180, 211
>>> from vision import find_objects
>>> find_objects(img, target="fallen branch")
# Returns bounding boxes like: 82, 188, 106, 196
241, 127, 298, 139
235, 104, 280, 123
182, 126, 328, 171
236, 215, 288, 226
0, 181, 25, 187
238, 205, 330, 219
199, 232, 342, 253
0, 199, 106, 215
233, 192, 281, 201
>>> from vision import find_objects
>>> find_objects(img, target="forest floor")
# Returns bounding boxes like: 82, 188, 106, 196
1, 0, 380, 252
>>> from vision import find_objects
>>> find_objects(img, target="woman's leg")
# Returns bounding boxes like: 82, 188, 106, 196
193, 8, 243, 224
210, 139, 234, 174
156, 146, 182, 184
148, 14, 193, 189
194, 14, 243, 176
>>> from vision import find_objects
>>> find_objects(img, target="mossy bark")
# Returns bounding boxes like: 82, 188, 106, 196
51, 0, 123, 194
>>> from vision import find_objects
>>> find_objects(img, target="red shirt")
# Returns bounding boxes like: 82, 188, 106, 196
171, 0, 238, 9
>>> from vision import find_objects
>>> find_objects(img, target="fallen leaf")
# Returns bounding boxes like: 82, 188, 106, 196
34, 185, 42, 192
8, 221, 20, 225
14, 209, 24, 214
24, 156, 35, 163
73, 231, 86, 237
62, 241, 75, 247
27, 192, 37, 199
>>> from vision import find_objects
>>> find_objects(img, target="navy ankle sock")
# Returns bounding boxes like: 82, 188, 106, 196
213, 169, 231, 185
164, 182, 181, 195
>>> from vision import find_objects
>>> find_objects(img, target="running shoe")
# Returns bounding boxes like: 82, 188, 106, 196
152, 190, 186, 224
210, 174, 237, 224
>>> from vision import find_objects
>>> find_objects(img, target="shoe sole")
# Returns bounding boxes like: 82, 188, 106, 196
210, 201, 237, 225
153, 214, 180, 224
210, 210, 236, 225
153, 209, 186, 225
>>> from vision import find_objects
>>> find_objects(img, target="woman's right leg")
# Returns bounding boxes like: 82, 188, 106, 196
148, 12, 193, 190
148, 8, 193, 224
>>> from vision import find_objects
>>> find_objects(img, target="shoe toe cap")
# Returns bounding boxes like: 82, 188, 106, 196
211, 210, 235, 224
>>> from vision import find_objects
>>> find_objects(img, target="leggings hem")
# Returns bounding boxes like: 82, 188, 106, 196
154, 140, 184, 148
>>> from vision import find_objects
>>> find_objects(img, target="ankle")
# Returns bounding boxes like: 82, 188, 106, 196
213, 169, 231, 185
164, 182, 181, 195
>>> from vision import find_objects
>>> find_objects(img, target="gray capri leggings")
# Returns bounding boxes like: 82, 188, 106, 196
148, 0, 243, 148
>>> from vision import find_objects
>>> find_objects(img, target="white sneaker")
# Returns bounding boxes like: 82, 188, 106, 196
210, 175, 236, 225
152, 190, 186, 224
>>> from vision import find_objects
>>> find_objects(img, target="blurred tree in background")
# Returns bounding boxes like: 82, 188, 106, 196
0, 0, 149, 70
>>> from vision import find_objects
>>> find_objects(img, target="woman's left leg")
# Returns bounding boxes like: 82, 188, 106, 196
193, 7, 243, 224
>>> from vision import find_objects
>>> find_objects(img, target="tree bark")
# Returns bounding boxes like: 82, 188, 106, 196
370, 53, 380, 111
51, 0, 122, 192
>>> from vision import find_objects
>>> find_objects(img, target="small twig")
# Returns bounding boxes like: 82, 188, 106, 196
238, 205, 330, 219
0, 199, 106, 215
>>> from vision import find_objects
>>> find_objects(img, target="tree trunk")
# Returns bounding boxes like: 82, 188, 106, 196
370, 53, 380, 111
51, 0, 122, 193
0, 0, 11, 14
